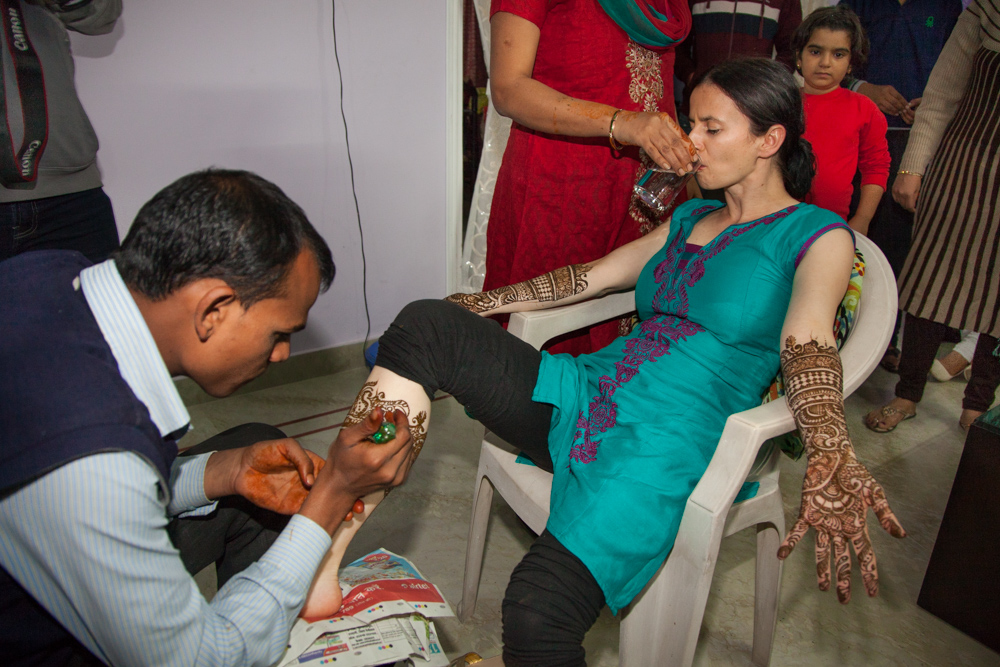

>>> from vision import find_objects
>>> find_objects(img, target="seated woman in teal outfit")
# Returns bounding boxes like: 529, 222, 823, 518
298, 58, 906, 667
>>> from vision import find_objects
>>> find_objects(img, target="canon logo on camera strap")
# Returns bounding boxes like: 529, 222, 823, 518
8, 6, 27, 51
0, 0, 49, 186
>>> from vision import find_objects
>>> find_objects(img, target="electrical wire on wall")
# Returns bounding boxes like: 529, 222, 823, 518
331, 0, 372, 364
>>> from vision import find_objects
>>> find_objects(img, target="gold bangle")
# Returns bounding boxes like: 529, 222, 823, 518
898, 170, 922, 177
609, 109, 624, 151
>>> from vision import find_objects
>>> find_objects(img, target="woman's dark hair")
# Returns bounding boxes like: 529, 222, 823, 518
696, 58, 815, 199
116, 169, 335, 306
791, 5, 869, 69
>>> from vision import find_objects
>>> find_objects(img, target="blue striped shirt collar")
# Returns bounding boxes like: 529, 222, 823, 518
78, 260, 190, 438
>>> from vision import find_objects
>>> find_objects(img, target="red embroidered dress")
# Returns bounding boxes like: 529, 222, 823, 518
485, 0, 688, 355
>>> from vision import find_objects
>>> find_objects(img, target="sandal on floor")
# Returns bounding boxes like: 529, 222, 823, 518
880, 346, 901, 373
865, 404, 916, 433
960, 410, 983, 432
449, 653, 484, 666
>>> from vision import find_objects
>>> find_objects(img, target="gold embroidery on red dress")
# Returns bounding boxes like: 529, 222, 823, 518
625, 41, 665, 237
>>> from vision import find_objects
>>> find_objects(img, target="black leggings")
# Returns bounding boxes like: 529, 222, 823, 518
378, 300, 606, 666
895, 314, 1000, 412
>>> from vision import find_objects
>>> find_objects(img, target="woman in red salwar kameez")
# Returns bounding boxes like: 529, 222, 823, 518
485, 0, 695, 355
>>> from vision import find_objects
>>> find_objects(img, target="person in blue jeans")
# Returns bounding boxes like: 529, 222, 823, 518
0, 0, 122, 262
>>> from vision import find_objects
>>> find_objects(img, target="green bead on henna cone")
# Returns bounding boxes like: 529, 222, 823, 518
368, 421, 397, 444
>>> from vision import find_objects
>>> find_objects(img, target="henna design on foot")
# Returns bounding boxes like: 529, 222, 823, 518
300, 382, 430, 620
779, 336, 905, 603
445, 264, 592, 314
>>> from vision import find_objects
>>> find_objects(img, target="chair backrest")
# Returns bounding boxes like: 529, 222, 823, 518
840, 234, 898, 395
688, 232, 898, 515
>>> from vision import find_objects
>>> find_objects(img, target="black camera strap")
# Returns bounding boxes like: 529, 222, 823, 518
0, 0, 48, 186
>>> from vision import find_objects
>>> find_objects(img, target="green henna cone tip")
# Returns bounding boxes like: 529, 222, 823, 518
369, 421, 397, 444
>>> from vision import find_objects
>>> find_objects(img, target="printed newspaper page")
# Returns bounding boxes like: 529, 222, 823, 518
279, 549, 453, 667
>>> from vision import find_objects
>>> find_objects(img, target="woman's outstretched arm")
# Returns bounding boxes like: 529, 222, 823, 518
778, 229, 906, 603
446, 219, 671, 316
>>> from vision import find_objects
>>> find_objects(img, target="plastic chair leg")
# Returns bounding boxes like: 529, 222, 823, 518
751, 504, 784, 666
457, 473, 494, 622
620, 535, 722, 667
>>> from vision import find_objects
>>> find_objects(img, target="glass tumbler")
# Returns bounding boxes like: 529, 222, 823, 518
633, 161, 698, 214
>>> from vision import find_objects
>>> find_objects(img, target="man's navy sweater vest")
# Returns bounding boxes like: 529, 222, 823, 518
0, 250, 178, 666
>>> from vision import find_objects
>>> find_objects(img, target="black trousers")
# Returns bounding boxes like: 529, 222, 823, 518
851, 128, 915, 349
168, 423, 291, 587
378, 300, 606, 667
896, 314, 1000, 412
859, 128, 915, 280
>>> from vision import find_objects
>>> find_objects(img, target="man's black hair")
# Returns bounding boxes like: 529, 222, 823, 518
116, 169, 335, 306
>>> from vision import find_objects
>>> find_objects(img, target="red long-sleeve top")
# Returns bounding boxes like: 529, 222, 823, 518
803, 87, 890, 221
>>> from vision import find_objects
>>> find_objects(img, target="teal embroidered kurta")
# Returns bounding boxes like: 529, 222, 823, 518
532, 198, 850, 612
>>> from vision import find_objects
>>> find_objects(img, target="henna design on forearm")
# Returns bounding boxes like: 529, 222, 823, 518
342, 382, 429, 496
445, 263, 592, 314
779, 336, 904, 603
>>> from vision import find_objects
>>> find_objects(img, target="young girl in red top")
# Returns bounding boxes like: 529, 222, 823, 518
794, 6, 890, 234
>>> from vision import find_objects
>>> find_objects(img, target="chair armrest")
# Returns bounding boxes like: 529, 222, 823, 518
508, 291, 637, 351
688, 400, 794, 516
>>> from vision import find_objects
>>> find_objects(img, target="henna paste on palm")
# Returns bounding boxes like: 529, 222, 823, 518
342, 382, 429, 495
445, 263, 592, 314
779, 336, 905, 603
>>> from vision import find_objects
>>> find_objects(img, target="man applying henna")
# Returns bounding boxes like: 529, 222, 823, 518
0, 169, 415, 667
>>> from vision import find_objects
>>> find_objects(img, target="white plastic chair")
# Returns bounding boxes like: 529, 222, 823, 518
456, 235, 897, 666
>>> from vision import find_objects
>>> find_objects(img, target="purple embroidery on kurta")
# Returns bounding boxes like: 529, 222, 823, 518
567, 204, 800, 465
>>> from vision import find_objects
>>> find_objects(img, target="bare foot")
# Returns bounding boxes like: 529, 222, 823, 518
299, 368, 432, 620
960, 409, 983, 432
864, 398, 917, 433
300, 491, 384, 620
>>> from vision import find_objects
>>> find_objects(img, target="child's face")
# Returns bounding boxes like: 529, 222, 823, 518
798, 28, 852, 95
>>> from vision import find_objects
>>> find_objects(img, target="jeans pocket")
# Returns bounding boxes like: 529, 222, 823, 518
12, 202, 38, 241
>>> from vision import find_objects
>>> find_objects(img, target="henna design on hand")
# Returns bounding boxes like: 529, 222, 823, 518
342, 382, 429, 496
445, 264, 592, 314
778, 336, 906, 603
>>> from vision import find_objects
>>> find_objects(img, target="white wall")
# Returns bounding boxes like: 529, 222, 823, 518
71, 0, 457, 354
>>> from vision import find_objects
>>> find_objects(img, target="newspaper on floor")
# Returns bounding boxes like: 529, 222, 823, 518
278, 548, 454, 667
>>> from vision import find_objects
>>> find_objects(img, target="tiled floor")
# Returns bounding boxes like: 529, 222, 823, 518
179, 356, 1000, 666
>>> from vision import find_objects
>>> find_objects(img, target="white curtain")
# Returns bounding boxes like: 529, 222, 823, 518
458, 0, 513, 293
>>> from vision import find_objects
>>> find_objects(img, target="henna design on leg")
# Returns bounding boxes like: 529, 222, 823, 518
778, 336, 905, 604
445, 264, 592, 314
341, 382, 429, 489
300, 374, 431, 619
